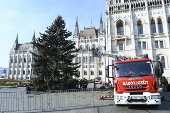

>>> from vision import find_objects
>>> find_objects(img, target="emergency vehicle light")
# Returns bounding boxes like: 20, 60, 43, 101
115, 57, 120, 61
144, 54, 148, 58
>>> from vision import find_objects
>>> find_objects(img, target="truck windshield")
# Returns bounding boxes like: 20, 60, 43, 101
115, 61, 153, 77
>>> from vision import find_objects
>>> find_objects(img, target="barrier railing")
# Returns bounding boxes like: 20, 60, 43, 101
0, 88, 93, 112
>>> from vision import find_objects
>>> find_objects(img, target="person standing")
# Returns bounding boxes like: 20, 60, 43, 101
26, 84, 31, 94
108, 79, 112, 88
161, 76, 168, 92
79, 79, 83, 88
82, 78, 88, 88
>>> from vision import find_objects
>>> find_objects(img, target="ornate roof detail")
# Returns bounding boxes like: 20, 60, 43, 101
13, 34, 18, 50
99, 13, 104, 33
74, 16, 79, 36
81, 28, 97, 38
32, 31, 36, 42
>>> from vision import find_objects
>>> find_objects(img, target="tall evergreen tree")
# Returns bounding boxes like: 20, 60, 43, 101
31, 16, 80, 91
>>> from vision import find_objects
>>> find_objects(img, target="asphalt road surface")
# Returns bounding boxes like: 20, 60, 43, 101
88, 83, 170, 113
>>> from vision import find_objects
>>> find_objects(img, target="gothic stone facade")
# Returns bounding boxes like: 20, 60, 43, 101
106, 0, 170, 82
73, 0, 170, 83
7, 34, 36, 80
73, 17, 107, 82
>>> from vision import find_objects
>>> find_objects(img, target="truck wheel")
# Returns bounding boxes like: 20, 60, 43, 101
115, 104, 121, 106
151, 105, 159, 108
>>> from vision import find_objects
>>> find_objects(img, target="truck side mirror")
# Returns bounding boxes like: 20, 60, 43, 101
105, 65, 114, 78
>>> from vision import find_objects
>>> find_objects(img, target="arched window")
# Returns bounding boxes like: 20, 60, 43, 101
136, 3, 139, 8
15, 58, 17, 63
86, 44, 90, 50
84, 70, 87, 75
90, 56, 94, 62
137, 20, 143, 35
150, 1, 152, 6
118, 6, 120, 10
11, 58, 13, 63
79, 57, 81, 63
24, 58, 26, 63
125, 4, 129, 9
83, 57, 85, 63
117, 20, 124, 35
28, 70, 30, 74
158, 18, 163, 33
85, 56, 88, 62
79, 45, 84, 50
23, 70, 25, 75
29, 57, 31, 62
99, 70, 102, 75
168, 17, 170, 32
161, 56, 165, 68
109, 7, 112, 12
19, 58, 22, 63
156, 55, 165, 68
91, 70, 94, 75
151, 19, 156, 33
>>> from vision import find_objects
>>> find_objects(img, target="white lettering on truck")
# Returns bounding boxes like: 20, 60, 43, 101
123, 80, 149, 85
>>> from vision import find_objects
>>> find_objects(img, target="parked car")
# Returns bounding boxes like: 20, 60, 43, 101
94, 77, 102, 84
166, 84, 170, 91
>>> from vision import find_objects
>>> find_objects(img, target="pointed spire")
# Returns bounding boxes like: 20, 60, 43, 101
13, 33, 18, 50
100, 13, 102, 23
32, 31, 36, 42
16, 33, 18, 43
32, 31, 36, 49
74, 16, 79, 36
76, 16, 78, 26
99, 13, 103, 33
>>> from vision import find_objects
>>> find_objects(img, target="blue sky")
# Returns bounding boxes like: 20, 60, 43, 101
0, 0, 106, 68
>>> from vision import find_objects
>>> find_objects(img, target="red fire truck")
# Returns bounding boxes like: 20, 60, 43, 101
106, 54, 163, 106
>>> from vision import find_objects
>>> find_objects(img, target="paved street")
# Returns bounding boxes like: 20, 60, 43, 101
88, 83, 170, 113
87, 82, 103, 89
0, 84, 170, 113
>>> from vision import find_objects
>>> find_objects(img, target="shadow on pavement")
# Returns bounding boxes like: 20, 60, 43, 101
128, 105, 160, 110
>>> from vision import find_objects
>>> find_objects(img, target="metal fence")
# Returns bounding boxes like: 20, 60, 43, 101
0, 88, 94, 112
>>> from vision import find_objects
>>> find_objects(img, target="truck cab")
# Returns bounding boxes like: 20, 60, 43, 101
106, 55, 163, 106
